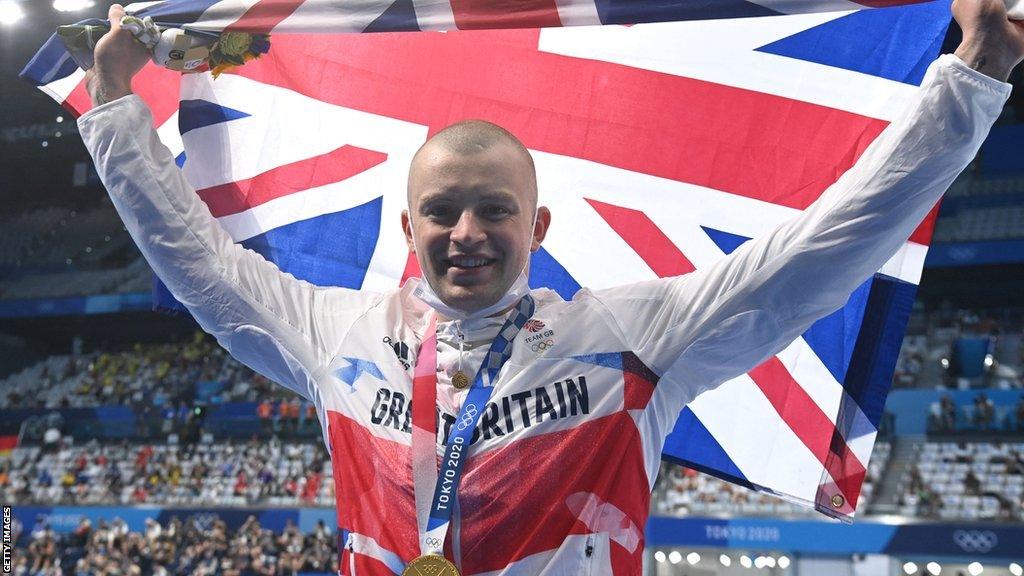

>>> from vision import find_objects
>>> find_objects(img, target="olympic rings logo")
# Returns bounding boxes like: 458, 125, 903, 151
531, 340, 554, 353
424, 537, 443, 550
457, 404, 479, 431
953, 530, 998, 553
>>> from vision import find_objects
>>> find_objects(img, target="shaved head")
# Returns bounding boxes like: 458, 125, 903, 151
408, 120, 538, 209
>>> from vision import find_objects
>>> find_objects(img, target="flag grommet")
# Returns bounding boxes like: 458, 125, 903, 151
831, 494, 845, 508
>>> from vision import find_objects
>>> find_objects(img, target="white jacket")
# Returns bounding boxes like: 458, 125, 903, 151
79, 55, 1008, 575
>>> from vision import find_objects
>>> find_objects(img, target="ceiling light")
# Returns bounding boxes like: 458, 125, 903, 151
0, 0, 24, 25
686, 552, 700, 565
968, 562, 983, 576
720, 554, 732, 567
927, 562, 941, 575
904, 562, 919, 575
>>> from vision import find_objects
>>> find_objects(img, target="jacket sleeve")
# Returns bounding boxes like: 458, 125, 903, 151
78, 95, 382, 401
586, 54, 1011, 406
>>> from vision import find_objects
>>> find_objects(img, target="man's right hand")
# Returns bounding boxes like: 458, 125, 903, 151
85, 4, 151, 106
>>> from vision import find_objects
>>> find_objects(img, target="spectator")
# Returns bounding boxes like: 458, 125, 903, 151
257, 399, 273, 435
973, 393, 995, 430
941, 395, 957, 431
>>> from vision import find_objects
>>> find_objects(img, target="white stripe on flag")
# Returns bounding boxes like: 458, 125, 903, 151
156, 111, 184, 159
879, 241, 928, 285
124, 1, 170, 13
776, 338, 843, 425
687, 373, 824, 503
553, 0, 603, 26
278, 0, 400, 33
411, 0, 457, 30
216, 168, 387, 241
40, 68, 85, 105
178, 0, 259, 33
538, 16, 918, 122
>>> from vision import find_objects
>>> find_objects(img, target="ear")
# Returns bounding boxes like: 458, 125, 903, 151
530, 206, 551, 252
401, 210, 415, 252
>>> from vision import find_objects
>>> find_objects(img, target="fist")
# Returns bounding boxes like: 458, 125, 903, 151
952, 0, 1024, 81
85, 4, 151, 105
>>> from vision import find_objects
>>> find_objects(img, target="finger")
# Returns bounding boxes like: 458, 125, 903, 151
109, 4, 126, 32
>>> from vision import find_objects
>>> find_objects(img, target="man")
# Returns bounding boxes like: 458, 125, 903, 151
81, 2, 1022, 574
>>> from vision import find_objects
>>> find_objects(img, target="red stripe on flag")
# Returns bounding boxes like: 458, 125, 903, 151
586, 199, 696, 277
236, 33, 889, 213
401, 252, 422, 283
196, 145, 387, 218
61, 64, 180, 126
226, 0, 306, 33
747, 357, 866, 505
450, 0, 563, 29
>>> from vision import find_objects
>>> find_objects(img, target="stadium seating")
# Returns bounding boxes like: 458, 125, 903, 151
0, 336, 277, 410
895, 441, 1024, 521
9, 511, 338, 575
653, 442, 891, 518
0, 438, 334, 508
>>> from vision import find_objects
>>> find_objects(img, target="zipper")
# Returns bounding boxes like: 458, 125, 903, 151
456, 324, 466, 378
584, 534, 595, 574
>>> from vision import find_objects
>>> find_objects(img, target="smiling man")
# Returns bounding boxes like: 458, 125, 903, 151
78, 2, 1024, 575
403, 121, 550, 318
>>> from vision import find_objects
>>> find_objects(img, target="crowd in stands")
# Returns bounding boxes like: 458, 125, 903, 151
654, 442, 891, 518
897, 442, 1024, 521
0, 438, 334, 508
0, 332, 287, 412
928, 392, 1024, 433
9, 514, 337, 576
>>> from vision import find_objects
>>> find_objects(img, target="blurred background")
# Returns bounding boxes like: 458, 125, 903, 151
1, 1, 1024, 575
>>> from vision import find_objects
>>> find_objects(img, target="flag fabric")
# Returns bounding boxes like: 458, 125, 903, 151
23, 0, 955, 521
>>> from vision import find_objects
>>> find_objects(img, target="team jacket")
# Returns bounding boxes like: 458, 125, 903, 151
79, 55, 1008, 575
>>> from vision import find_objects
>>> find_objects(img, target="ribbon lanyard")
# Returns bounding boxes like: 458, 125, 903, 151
410, 295, 536, 557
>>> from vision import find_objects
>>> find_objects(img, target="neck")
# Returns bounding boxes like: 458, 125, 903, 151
435, 302, 517, 324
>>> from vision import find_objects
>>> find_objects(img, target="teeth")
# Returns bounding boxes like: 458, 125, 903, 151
451, 257, 489, 268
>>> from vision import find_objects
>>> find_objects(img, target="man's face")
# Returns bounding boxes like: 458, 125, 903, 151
403, 142, 550, 313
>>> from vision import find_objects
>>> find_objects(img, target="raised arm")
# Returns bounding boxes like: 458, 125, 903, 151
590, 0, 1023, 404
80, 4, 381, 400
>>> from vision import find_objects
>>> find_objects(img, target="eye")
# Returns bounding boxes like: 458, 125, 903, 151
482, 204, 512, 219
423, 204, 453, 220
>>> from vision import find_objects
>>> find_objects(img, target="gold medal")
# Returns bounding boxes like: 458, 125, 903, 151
402, 554, 461, 576
451, 371, 470, 390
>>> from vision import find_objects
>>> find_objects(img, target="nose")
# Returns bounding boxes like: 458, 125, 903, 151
450, 209, 486, 247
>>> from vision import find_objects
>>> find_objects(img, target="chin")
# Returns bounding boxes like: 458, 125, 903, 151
440, 286, 502, 313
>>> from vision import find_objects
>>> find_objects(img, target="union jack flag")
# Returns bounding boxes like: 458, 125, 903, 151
23, 0, 955, 521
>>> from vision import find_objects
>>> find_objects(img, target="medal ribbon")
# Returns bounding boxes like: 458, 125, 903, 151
410, 295, 536, 558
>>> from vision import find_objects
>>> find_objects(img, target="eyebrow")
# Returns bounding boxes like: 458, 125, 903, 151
417, 188, 521, 208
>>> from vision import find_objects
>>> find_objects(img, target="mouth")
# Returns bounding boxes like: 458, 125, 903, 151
443, 255, 498, 276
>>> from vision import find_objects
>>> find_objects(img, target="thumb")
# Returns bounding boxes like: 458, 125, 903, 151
108, 4, 126, 32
